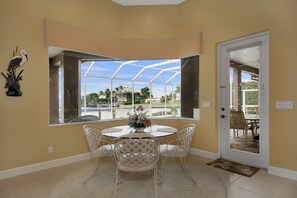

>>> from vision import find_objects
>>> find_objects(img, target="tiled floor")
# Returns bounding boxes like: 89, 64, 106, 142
230, 130, 259, 154
0, 155, 296, 198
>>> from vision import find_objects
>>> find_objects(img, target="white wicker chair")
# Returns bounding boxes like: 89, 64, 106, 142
113, 133, 159, 198
159, 124, 196, 184
83, 125, 114, 183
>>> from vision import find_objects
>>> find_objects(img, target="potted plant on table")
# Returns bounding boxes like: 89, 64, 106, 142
127, 105, 151, 133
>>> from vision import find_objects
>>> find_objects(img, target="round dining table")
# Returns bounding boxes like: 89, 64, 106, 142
102, 125, 177, 138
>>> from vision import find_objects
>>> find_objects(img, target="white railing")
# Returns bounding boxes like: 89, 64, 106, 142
242, 89, 258, 115
230, 86, 259, 115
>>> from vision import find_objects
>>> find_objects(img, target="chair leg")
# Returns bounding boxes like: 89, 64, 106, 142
113, 167, 119, 198
156, 158, 164, 184
180, 157, 196, 184
233, 129, 235, 138
83, 157, 99, 184
154, 167, 158, 198
245, 129, 249, 144
158, 156, 168, 184
83, 156, 114, 184
94, 157, 98, 170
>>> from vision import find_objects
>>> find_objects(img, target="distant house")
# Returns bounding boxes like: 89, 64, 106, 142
145, 97, 160, 103
115, 87, 132, 104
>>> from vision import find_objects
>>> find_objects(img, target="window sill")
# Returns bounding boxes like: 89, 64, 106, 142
49, 116, 199, 127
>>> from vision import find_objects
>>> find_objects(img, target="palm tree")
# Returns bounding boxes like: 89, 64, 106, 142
140, 86, 150, 99
105, 88, 111, 104
86, 93, 99, 107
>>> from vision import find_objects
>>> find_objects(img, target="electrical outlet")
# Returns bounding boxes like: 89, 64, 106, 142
203, 101, 210, 107
48, 146, 54, 153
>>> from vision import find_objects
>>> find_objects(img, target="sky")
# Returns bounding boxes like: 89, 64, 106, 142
229, 69, 252, 83
80, 59, 181, 97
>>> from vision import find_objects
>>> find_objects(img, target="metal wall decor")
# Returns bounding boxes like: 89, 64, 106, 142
1, 47, 28, 96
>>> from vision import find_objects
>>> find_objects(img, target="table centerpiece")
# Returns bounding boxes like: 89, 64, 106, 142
127, 105, 151, 133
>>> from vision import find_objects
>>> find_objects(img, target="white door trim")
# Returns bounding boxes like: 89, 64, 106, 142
217, 32, 269, 168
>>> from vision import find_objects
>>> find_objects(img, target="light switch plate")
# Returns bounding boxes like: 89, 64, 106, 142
276, 101, 282, 109
276, 101, 293, 109
285, 101, 293, 109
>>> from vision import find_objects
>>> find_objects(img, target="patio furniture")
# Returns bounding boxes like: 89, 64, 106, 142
245, 114, 260, 138
159, 124, 196, 184
102, 125, 177, 138
113, 133, 159, 198
230, 110, 251, 141
83, 125, 114, 183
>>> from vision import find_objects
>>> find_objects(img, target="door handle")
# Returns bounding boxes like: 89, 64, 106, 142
221, 115, 227, 118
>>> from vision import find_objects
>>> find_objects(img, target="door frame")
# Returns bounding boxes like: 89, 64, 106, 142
217, 32, 269, 168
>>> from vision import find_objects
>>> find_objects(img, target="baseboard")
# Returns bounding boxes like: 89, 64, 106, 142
0, 153, 91, 180
2, 150, 296, 182
268, 166, 297, 181
190, 148, 297, 181
189, 147, 220, 160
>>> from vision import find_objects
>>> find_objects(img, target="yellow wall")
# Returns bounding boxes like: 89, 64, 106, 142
178, 0, 297, 171
0, 0, 296, 172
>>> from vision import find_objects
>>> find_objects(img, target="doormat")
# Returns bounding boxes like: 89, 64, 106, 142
207, 158, 260, 177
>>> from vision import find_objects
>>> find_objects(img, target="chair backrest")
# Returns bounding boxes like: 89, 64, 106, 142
230, 110, 247, 130
176, 124, 196, 151
114, 133, 159, 169
83, 125, 104, 152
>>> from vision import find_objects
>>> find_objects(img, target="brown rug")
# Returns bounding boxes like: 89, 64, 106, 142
207, 158, 259, 177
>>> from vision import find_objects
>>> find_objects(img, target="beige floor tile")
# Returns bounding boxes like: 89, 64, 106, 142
273, 179, 297, 198
199, 162, 242, 185
209, 167, 242, 185
188, 154, 213, 164
232, 169, 287, 197
227, 185, 267, 198
0, 156, 296, 198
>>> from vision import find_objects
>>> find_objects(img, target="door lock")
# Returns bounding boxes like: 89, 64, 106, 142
221, 115, 227, 118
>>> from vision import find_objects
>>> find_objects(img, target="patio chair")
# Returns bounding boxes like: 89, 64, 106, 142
113, 133, 159, 198
230, 110, 247, 138
159, 124, 196, 184
83, 125, 114, 183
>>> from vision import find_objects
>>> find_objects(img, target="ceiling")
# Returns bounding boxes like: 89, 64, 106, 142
230, 46, 259, 68
111, 0, 186, 6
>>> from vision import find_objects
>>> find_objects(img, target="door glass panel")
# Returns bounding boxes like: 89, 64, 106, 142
229, 46, 260, 154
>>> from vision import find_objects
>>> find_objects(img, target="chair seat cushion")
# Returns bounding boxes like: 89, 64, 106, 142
93, 144, 114, 157
159, 144, 187, 157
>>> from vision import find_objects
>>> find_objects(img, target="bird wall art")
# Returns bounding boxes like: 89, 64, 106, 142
1, 47, 28, 96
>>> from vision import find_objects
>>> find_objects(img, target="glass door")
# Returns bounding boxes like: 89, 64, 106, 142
229, 47, 260, 154
219, 32, 269, 168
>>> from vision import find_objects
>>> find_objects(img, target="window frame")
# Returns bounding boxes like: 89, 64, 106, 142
49, 49, 199, 126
